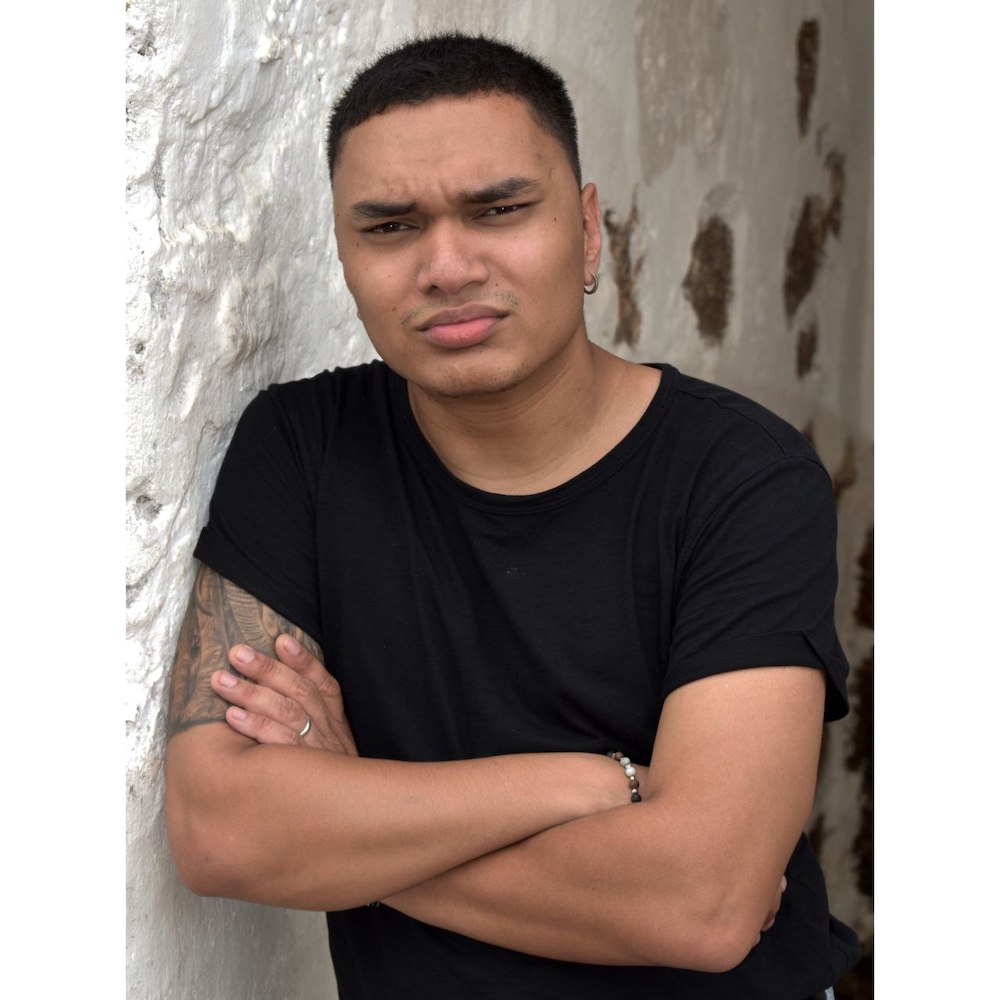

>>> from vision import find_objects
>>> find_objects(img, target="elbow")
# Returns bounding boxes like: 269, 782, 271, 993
626, 884, 765, 972
631, 923, 756, 974
166, 815, 220, 898
169, 839, 227, 899
166, 790, 251, 899
166, 786, 353, 910
165, 736, 265, 900
172, 856, 222, 899
683, 925, 759, 974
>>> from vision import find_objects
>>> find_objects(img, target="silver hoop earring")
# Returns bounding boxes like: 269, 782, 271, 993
584, 273, 599, 295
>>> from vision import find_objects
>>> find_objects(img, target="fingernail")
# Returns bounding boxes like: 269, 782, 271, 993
233, 646, 253, 665
281, 635, 301, 655
229, 707, 247, 721
217, 671, 237, 688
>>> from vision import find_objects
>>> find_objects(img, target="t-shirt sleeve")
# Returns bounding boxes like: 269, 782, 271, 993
663, 454, 850, 720
193, 386, 324, 645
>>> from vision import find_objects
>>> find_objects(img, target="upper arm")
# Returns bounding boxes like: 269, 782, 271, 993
666, 455, 850, 721
644, 665, 825, 947
166, 563, 324, 739
165, 563, 324, 887
634, 449, 837, 962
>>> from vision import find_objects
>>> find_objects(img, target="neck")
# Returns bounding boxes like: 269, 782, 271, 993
407, 342, 659, 495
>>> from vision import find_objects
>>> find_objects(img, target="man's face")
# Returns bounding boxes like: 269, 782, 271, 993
332, 92, 602, 401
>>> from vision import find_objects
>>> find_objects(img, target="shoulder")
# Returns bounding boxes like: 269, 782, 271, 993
644, 366, 834, 530
661, 366, 817, 466
234, 360, 393, 442
216, 360, 395, 486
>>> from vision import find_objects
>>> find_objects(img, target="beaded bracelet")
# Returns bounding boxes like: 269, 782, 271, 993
607, 751, 642, 803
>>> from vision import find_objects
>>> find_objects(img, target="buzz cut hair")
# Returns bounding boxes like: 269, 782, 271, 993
326, 33, 582, 186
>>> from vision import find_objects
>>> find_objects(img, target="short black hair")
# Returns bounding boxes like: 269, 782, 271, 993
326, 33, 581, 186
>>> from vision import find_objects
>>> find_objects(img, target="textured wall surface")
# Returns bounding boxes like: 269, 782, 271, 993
126, 2, 872, 996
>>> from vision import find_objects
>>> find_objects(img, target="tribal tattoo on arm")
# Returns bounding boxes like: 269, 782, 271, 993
167, 564, 325, 737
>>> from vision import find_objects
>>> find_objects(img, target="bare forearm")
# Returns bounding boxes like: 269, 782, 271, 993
167, 733, 622, 910
382, 798, 771, 971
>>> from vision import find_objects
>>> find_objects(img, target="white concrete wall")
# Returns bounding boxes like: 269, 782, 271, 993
126, 2, 872, 996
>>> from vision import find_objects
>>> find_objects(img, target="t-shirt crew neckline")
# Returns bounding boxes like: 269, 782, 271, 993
388, 362, 676, 513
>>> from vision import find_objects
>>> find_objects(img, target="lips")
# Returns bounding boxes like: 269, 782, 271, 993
416, 305, 508, 349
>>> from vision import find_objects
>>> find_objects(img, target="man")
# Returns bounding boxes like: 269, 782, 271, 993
166, 34, 860, 999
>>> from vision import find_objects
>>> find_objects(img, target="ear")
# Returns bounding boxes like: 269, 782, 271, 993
580, 182, 602, 283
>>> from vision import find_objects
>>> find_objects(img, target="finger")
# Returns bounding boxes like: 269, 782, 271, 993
274, 634, 328, 680
217, 654, 358, 755
224, 705, 303, 746
760, 881, 785, 932
212, 669, 308, 735
273, 637, 358, 755
274, 636, 350, 710
230, 645, 327, 721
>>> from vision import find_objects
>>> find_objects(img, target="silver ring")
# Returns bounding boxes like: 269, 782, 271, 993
298, 718, 312, 738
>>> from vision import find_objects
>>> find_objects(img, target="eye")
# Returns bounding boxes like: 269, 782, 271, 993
481, 203, 525, 218
365, 220, 413, 235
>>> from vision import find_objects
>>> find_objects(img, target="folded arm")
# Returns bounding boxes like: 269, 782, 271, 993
165, 566, 626, 911
384, 665, 823, 971
208, 613, 822, 972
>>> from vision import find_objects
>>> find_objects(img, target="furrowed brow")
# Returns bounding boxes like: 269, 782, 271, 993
462, 177, 539, 204
350, 199, 417, 220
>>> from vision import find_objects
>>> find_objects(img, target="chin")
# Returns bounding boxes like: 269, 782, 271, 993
417, 364, 532, 400
384, 345, 533, 401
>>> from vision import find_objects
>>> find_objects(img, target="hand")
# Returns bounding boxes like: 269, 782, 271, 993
757, 875, 787, 941
210, 634, 358, 755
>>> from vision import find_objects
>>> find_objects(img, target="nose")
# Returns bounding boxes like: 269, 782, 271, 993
416, 220, 489, 296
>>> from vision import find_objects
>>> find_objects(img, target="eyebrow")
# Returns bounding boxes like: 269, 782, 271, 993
349, 176, 540, 220
461, 176, 539, 204
350, 198, 417, 220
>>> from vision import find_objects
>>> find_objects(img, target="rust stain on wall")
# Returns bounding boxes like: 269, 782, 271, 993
854, 528, 874, 629
783, 150, 846, 322
783, 195, 825, 321
796, 19, 820, 137
846, 528, 874, 923
831, 437, 858, 507
824, 150, 845, 237
796, 322, 818, 377
682, 215, 733, 344
838, 526, 875, 997
603, 196, 644, 347
846, 649, 874, 897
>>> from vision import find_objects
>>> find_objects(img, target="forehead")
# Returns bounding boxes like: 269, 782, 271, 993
332, 93, 574, 205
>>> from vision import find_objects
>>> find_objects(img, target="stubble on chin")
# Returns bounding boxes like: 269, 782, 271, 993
411, 356, 533, 402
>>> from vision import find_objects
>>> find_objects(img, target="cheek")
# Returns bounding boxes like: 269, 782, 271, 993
514, 232, 584, 294
346, 267, 404, 330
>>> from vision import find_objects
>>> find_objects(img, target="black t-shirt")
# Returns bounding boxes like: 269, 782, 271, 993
195, 360, 861, 998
